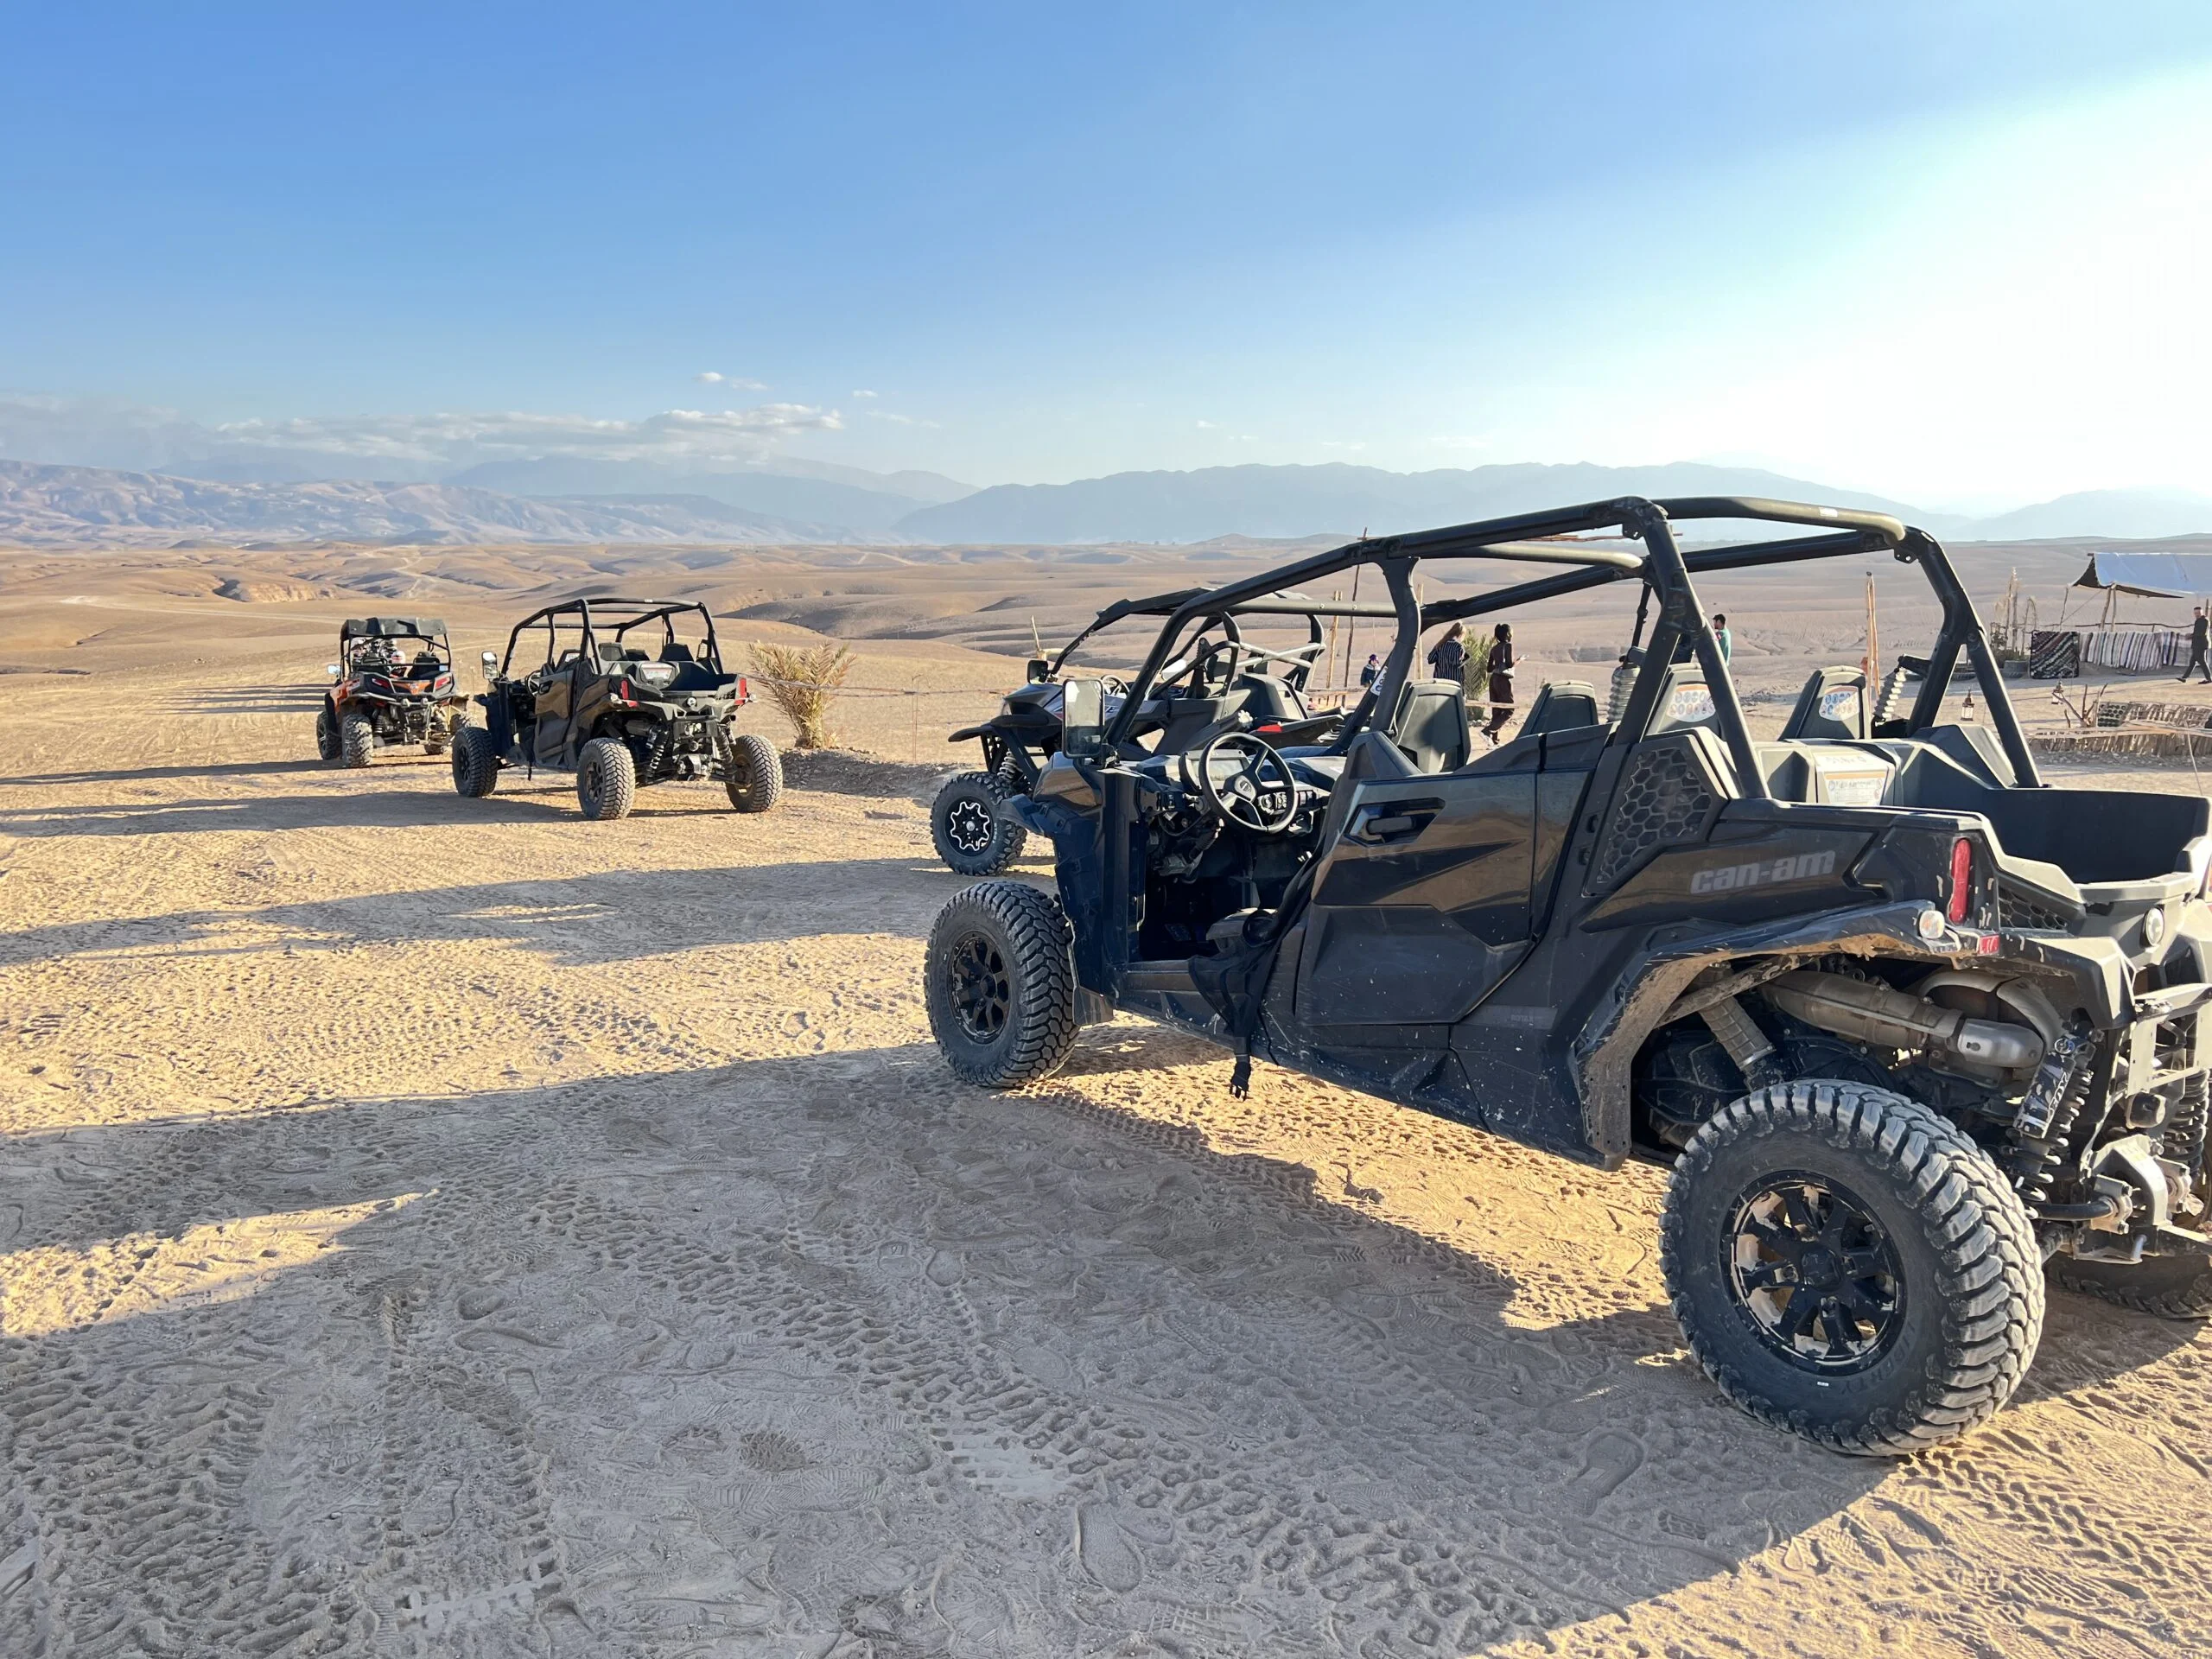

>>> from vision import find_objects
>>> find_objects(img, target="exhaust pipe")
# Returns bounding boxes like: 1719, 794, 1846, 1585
1765, 970, 2044, 1073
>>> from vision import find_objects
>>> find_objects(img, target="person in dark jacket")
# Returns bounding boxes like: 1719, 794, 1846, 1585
2184, 607, 2210, 683
1358, 652, 1381, 688
1483, 623, 1516, 740
1426, 624, 1467, 687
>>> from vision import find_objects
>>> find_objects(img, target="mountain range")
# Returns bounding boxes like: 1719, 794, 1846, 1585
3, 455, 2209, 548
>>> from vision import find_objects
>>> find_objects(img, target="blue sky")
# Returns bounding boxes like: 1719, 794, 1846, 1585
5, 2, 2212, 504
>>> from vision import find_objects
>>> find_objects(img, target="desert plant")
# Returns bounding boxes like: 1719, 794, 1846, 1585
751, 641, 855, 749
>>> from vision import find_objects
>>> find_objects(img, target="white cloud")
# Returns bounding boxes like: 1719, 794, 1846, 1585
851, 388, 878, 398
0, 393, 842, 480
214, 404, 842, 467
863, 410, 940, 429
695, 372, 768, 390
1195, 419, 1219, 429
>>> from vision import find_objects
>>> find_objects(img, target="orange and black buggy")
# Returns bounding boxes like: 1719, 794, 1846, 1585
316, 616, 468, 768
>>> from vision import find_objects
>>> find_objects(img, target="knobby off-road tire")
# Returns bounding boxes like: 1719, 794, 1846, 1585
1661, 1080, 2044, 1456
576, 736, 638, 820
450, 725, 499, 798
423, 711, 454, 756
931, 770, 1028, 875
926, 880, 1078, 1088
340, 715, 376, 769
315, 703, 342, 762
2050, 1250, 2212, 1319
724, 732, 785, 814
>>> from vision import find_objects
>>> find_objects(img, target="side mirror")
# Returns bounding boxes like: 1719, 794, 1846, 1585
325, 663, 342, 679
1061, 677, 1106, 758
480, 651, 499, 674
1027, 658, 1051, 683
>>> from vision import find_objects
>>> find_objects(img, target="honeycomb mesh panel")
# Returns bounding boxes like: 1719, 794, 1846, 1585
1996, 882, 2072, 931
1589, 738, 1719, 892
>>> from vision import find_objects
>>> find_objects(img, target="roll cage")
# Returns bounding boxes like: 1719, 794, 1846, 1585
1042, 588, 1400, 686
1101, 496, 2039, 790
494, 597, 724, 681
337, 616, 452, 672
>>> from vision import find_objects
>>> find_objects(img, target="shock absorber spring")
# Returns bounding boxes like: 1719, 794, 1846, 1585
2163, 1071, 2209, 1200
2007, 1021, 2100, 1207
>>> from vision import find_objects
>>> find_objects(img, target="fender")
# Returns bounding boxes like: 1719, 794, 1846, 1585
1572, 899, 2113, 1163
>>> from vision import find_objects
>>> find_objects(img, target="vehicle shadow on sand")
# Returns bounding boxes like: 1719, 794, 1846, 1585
0, 857, 972, 968
4, 1037, 2200, 1655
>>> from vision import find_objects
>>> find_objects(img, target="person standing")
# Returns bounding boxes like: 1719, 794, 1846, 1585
1358, 652, 1381, 688
1713, 613, 1733, 664
1483, 622, 1516, 741
1426, 623, 1467, 689
2183, 607, 2210, 683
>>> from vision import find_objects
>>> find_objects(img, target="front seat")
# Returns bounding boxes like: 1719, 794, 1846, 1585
1389, 678, 1471, 772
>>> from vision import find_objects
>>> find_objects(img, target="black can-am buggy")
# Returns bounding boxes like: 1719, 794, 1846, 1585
453, 597, 784, 820
931, 590, 1397, 874
925, 495, 2212, 1455
316, 616, 468, 767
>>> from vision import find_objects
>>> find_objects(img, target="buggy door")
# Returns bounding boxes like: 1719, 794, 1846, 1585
531, 623, 591, 765
1294, 763, 1540, 1027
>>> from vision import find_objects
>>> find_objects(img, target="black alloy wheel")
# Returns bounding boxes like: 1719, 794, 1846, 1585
947, 931, 1012, 1042
946, 797, 996, 858
1725, 1173, 1904, 1373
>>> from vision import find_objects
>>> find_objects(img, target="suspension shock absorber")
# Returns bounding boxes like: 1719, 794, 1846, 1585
2007, 1018, 2100, 1207
2162, 1071, 2209, 1207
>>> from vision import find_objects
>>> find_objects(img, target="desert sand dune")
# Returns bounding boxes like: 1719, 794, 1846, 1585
1, 549, 2209, 1656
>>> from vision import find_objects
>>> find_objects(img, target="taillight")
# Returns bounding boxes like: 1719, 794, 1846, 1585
736, 675, 750, 702
1947, 836, 1974, 923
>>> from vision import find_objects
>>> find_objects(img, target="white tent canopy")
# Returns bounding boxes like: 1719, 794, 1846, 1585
2074, 551, 2212, 598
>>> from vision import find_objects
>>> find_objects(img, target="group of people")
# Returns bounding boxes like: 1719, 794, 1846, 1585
1354, 624, 1518, 741
1356, 613, 1738, 746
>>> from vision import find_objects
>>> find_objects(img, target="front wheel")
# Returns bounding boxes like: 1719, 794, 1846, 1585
340, 715, 375, 769
931, 770, 1027, 875
925, 880, 1078, 1087
1660, 1080, 2043, 1456
723, 732, 785, 813
576, 736, 637, 820
315, 703, 342, 762
450, 725, 499, 797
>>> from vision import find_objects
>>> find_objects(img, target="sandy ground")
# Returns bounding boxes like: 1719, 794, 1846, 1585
2, 569, 2210, 1657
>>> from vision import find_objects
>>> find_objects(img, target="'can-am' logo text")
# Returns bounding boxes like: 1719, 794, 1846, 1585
1689, 850, 1836, 894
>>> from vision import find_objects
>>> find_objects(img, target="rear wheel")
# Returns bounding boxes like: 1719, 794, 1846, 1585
925, 880, 1078, 1087
423, 710, 454, 755
2050, 1250, 2212, 1319
1661, 1080, 2043, 1455
340, 715, 375, 769
577, 736, 637, 820
450, 726, 499, 797
315, 703, 342, 761
724, 732, 785, 813
931, 770, 1027, 875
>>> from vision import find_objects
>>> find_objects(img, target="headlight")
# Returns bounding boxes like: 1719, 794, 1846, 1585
2144, 906, 2167, 948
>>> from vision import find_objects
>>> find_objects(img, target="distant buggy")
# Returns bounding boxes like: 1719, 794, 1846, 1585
453, 597, 784, 821
317, 615, 467, 767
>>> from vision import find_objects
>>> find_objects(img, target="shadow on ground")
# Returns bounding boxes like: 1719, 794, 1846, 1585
0, 858, 969, 967
2, 1034, 2197, 1655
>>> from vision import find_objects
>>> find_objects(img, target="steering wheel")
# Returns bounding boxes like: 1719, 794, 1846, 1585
1192, 731, 1299, 834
